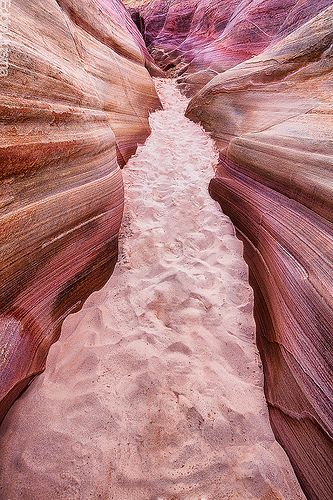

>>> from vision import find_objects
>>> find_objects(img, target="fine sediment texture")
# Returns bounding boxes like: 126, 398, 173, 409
0, 0, 161, 423
187, 6, 333, 499
0, 80, 304, 500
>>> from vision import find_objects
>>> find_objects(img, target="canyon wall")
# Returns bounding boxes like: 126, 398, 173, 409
0, 0, 161, 422
187, 6, 333, 499
127, 0, 332, 94
127, 0, 333, 496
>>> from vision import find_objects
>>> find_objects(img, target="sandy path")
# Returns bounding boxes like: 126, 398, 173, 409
0, 80, 303, 499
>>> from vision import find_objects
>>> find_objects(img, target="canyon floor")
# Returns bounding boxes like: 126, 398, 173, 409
0, 80, 304, 499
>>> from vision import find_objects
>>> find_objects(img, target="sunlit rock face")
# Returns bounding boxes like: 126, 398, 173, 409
0, 0, 161, 422
126, 0, 332, 95
187, 6, 333, 499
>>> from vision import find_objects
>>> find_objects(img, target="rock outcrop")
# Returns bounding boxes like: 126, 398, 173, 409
126, 0, 332, 94
0, 0, 161, 422
187, 6, 333, 499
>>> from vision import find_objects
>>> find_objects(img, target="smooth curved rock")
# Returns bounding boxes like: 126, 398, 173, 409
187, 6, 333, 499
126, 0, 332, 95
0, 0, 161, 422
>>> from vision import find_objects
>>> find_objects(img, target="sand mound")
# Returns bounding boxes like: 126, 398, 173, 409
0, 80, 304, 499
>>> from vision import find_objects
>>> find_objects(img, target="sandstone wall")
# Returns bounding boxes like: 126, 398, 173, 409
0, 0, 161, 422
187, 7, 333, 498
128, 0, 331, 94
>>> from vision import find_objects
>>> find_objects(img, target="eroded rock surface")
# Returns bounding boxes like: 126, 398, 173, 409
187, 6, 333, 499
126, 0, 331, 94
0, 0, 161, 422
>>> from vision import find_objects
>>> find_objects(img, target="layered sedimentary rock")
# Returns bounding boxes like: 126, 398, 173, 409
187, 7, 333, 499
126, 0, 332, 94
0, 0, 161, 422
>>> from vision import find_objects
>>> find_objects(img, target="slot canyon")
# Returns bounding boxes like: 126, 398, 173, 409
0, 1, 332, 499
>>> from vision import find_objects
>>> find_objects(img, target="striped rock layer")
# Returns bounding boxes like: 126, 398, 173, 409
126, 0, 332, 95
0, 0, 161, 422
186, 6, 333, 499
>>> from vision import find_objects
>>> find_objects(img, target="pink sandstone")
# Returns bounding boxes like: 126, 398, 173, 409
126, 0, 332, 94
186, 5, 333, 499
0, 0, 161, 422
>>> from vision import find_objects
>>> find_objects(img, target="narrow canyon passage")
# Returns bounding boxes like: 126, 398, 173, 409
0, 80, 303, 499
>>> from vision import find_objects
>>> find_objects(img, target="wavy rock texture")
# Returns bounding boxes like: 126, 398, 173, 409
0, 0, 161, 422
125, 0, 332, 95
187, 6, 333, 499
